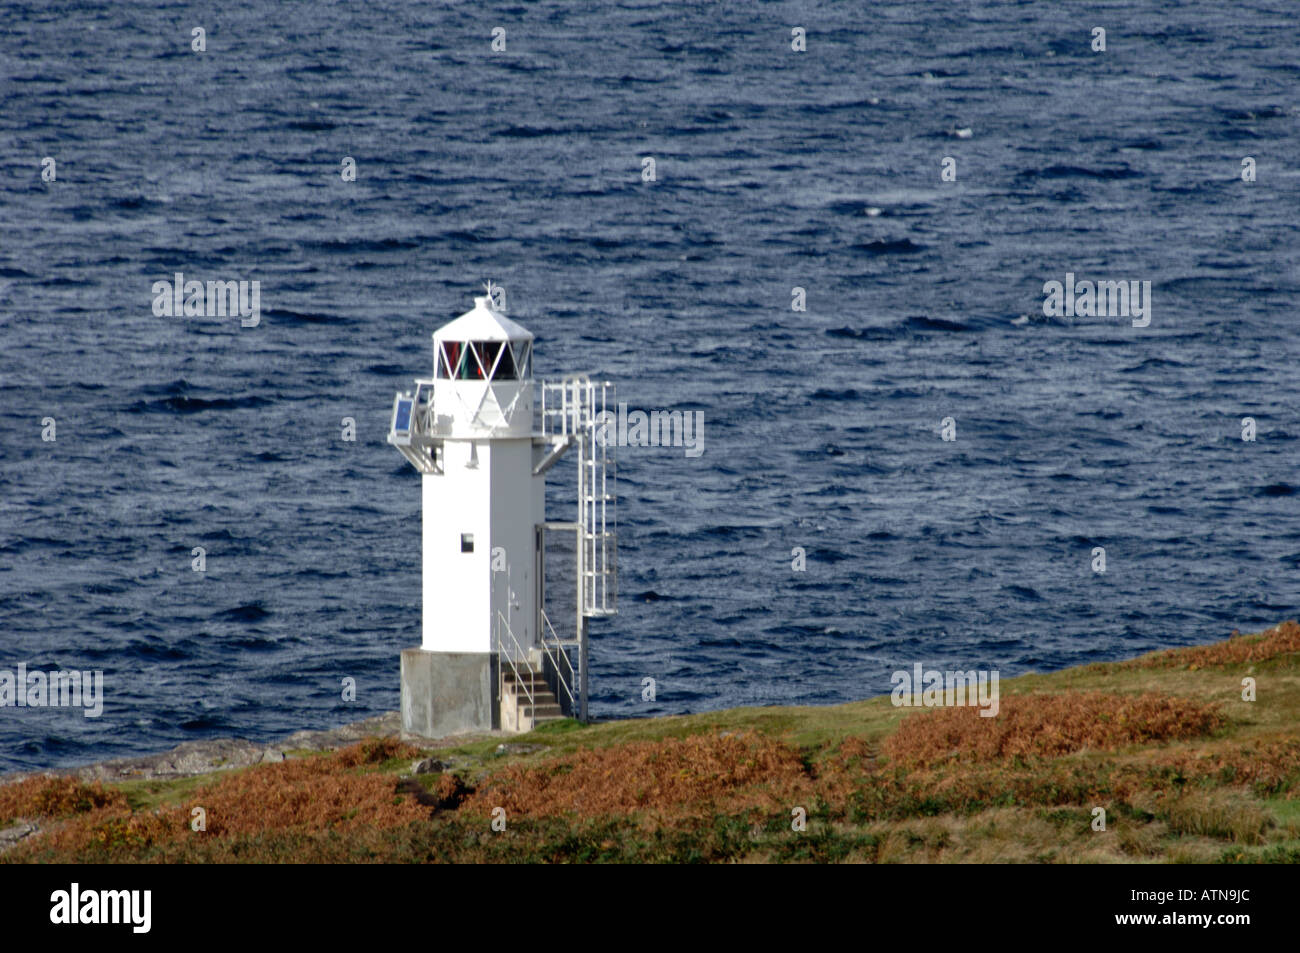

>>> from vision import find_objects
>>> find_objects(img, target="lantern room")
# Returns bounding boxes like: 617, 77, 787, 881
430, 295, 534, 438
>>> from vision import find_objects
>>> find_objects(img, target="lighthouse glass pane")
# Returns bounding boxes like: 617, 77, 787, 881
478, 341, 503, 379
454, 342, 476, 380
439, 341, 465, 380
494, 342, 517, 379
516, 341, 532, 378
467, 342, 490, 380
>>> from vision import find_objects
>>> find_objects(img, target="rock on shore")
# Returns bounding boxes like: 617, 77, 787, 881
4, 712, 407, 785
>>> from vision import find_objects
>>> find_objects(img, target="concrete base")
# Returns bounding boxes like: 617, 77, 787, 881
401, 649, 499, 739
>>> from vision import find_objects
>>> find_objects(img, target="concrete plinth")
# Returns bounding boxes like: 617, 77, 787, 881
401, 649, 499, 739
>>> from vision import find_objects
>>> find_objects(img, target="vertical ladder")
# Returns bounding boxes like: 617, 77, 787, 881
577, 379, 617, 619
538, 377, 618, 723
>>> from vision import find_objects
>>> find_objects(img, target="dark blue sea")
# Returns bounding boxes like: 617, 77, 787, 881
1, 1, 1297, 772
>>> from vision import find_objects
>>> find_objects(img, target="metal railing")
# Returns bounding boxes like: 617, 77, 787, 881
538, 377, 617, 618
538, 608, 577, 713
495, 611, 535, 729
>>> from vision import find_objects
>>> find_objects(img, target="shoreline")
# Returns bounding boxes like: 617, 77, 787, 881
4, 619, 1294, 789
0, 619, 1296, 863
2, 712, 498, 786
0, 622, 1283, 785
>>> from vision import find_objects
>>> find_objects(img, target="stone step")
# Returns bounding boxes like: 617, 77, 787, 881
500, 664, 567, 729
504, 675, 550, 688
520, 696, 561, 712
504, 678, 555, 695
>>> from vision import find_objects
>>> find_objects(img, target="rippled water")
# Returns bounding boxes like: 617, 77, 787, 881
1, 0, 1297, 771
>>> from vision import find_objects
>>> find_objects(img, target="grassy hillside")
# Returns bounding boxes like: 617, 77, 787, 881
3, 620, 1299, 863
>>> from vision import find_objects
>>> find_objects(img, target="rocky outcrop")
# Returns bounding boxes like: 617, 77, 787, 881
1, 710, 511, 787
0, 822, 38, 851
3, 712, 406, 785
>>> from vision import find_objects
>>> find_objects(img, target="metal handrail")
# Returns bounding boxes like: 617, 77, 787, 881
538, 608, 577, 711
495, 611, 535, 724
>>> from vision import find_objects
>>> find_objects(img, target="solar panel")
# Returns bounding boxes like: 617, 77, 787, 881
394, 399, 413, 433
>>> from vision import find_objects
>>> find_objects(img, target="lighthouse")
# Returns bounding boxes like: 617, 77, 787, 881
388, 286, 616, 738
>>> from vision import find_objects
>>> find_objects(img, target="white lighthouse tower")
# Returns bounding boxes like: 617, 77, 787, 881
388, 286, 615, 737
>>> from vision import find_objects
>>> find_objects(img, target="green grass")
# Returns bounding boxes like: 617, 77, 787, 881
4, 620, 1298, 863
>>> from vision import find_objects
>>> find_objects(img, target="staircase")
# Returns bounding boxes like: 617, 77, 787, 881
500, 664, 565, 732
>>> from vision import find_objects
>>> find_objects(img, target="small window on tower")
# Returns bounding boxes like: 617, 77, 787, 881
460, 533, 474, 553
